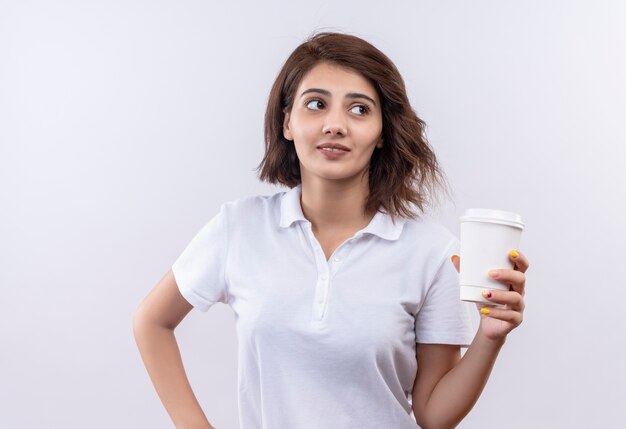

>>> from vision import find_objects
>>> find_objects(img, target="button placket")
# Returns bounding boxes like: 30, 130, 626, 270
303, 224, 361, 322
316, 282, 327, 303
313, 276, 328, 321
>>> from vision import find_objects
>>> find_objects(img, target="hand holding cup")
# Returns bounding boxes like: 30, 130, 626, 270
451, 250, 529, 341
453, 208, 529, 341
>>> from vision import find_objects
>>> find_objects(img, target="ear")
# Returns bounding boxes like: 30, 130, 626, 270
283, 111, 293, 141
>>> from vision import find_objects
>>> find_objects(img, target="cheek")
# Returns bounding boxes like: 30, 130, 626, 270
297, 114, 318, 131
353, 127, 382, 148
366, 120, 383, 138
291, 118, 319, 141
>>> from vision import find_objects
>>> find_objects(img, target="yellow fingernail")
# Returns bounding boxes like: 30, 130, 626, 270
480, 308, 490, 315
510, 250, 519, 259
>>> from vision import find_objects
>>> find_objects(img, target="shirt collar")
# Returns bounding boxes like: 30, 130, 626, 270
279, 183, 407, 241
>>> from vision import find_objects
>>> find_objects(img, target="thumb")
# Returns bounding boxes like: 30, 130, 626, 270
450, 255, 460, 273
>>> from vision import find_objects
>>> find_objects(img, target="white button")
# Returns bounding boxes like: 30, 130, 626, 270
333, 256, 341, 261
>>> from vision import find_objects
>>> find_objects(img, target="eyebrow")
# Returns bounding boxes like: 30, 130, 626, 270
299, 88, 377, 107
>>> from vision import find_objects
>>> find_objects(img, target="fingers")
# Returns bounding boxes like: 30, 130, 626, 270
488, 268, 526, 296
509, 249, 529, 273
481, 289, 525, 312
478, 304, 523, 326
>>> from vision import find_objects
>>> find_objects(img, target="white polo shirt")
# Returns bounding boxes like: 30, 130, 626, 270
172, 184, 474, 429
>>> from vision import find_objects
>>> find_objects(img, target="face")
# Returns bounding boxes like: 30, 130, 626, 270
282, 62, 383, 184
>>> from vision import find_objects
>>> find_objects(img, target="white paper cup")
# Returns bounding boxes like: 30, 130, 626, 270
459, 208, 525, 305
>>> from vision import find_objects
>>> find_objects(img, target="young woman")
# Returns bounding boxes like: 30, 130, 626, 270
133, 31, 529, 429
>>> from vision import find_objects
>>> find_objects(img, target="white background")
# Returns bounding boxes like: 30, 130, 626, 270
1, 1, 625, 428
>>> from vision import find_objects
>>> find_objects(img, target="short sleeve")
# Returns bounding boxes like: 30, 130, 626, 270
171, 203, 229, 312
414, 238, 475, 347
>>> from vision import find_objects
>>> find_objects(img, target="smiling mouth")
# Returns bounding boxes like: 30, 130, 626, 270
319, 147, 348, 152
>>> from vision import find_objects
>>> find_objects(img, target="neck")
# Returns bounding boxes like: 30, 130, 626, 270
299, 175, 376, 234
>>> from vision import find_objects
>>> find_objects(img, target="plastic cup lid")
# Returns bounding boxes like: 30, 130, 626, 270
459, 208, 525, 229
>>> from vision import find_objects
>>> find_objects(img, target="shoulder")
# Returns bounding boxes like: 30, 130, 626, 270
401, 216, 460, 260
219, 188, 285, 223
403, 216, 458, 245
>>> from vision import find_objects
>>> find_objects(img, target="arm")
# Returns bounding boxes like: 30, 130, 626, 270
133, 269, 217, 429
412, 336, 505, 429
412, 249, 529, 429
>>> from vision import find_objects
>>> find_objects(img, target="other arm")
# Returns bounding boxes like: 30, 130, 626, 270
132, 269, 217, 429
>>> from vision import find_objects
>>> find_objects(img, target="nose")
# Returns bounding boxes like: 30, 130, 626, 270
322, 107, 347, 136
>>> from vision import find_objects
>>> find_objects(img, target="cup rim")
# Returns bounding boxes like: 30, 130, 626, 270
459, 208, 525, 229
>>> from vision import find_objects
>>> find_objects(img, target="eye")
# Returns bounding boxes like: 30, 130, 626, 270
305, 99, 324, 110
351, 104, 370, 116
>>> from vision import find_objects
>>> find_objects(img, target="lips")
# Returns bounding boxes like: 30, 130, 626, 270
316, 143, 350, 151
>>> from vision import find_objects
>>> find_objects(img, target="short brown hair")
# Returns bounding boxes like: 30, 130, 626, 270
255, 31, 452, 223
